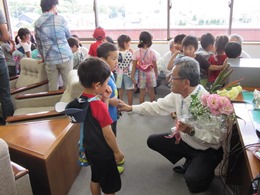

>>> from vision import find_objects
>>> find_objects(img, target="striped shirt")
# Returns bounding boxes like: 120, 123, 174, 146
34, 12, 73, 65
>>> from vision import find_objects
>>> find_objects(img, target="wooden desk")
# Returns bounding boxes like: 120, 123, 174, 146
0, 118, 81, 195
234, 103, 260, 178
236, 87, 260, 101
227, 100, 260, 194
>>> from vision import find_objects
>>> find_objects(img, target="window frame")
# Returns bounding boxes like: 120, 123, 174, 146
3, 0, 260, 41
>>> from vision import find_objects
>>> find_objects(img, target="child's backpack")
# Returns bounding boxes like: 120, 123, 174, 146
136, 49, 153, 72
55, 95, 99, 166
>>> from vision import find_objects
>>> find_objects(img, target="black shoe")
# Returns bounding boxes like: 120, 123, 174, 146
0, 117, 6, 125
173, 165, 187, 174
173, 160, 191, 174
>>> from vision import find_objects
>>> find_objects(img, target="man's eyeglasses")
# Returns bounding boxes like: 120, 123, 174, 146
170, 76, 187, 81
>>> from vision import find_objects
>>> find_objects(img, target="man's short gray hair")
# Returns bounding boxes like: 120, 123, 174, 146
174, 56, 200, 87
229, 34, 243, 45
169, 38, 175, 50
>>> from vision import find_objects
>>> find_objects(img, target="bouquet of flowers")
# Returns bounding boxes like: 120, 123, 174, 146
183, 93, 236, 142
199, 62, 243, 123
190, 93, 235, 119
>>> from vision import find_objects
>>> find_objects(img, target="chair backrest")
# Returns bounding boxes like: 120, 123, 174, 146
60, 70, 83, 102
0, 139, 18, 195
15, 58, 47, 88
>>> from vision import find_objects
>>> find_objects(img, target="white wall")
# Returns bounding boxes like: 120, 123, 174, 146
243, 43, 260, 58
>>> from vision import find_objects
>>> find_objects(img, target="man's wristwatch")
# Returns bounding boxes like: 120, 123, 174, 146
188, 127, 195, 136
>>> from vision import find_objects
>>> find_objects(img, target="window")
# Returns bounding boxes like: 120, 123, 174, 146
58, 0, 95, 38
4, 0, 260, 41
7, 0, 40, 31
169, 0, 230, 39
6, 0, 94, 39
95, 0, 167, 40
232, 0, 260, 41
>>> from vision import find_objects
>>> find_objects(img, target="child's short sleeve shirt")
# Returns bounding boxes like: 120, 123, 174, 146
82, 93, 113, 127
88, 40, 103, 57
108, 73, 118, 122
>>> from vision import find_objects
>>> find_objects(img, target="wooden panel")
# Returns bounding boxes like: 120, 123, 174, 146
15, 89, 64, 99
0, 118, 81, 195
46, 124, 81, 195
11, 161, 29, 180
6, 110, 64, 123
234, 103, 260, 180
0, 118, 73, 159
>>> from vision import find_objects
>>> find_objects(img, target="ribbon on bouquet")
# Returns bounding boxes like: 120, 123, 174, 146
164, 120, 181, 144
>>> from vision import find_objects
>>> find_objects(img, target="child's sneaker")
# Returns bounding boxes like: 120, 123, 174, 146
117, 158, 125, 166
117, 166, 124, 174
78, 152, 89, 166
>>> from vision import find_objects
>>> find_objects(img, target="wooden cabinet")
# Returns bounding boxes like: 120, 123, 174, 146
0, 118, 81, 195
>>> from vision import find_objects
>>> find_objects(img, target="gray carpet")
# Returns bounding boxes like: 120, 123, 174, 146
68, 85, 233, 195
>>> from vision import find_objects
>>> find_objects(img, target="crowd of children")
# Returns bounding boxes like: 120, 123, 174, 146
163, 32, 247, 89
4, 24, 246, 92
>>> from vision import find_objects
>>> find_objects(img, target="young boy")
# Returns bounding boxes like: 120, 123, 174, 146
196, 32, 215, 60
77, 58, 124, 195
224, 41, 242, 58
166, 34, 186, 71
97, 42, 125, 172
72, 34, 89, 59
88, 26, 106, 57
67, 37, 84, 69
181, 35, 226, 87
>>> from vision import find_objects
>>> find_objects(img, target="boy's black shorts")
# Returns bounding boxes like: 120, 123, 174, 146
90, 158, 121, 194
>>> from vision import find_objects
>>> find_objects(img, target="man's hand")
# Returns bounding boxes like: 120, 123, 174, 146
177, 120, 193, 134
118, 101, 132, 112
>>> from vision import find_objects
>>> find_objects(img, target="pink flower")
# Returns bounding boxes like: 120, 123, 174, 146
219, 100, 234, 115
209, 107, 221, 116
218, 96, 230, 106
206, 94, 220, 110
201, 93, 210, 106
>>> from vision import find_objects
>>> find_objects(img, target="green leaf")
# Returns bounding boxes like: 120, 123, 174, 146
210, 64, 234, 94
